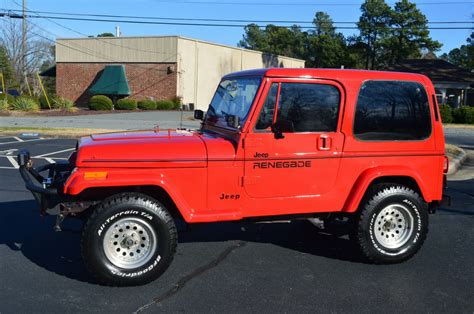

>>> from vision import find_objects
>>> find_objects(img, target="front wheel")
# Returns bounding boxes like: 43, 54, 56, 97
355, 184, 428, 264
81, 193, 177, 286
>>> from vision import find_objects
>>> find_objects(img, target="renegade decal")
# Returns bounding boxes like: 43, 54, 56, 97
253, 160, 311, 169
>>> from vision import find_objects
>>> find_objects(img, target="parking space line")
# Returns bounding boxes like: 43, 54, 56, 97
6, 156, 19, 169
0, 166, 15, 169
0, 138, 44, 145
45, 158, 55, 164
13, 136, 24, 142
34, 148, 75, 158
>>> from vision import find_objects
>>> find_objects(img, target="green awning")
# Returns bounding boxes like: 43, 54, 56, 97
39, 65, 56, 77
89, 65, 131, 96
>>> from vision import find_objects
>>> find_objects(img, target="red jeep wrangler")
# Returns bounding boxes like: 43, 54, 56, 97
18, 68, 449, 286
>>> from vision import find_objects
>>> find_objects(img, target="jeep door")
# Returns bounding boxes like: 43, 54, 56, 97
243, 78, 345, 200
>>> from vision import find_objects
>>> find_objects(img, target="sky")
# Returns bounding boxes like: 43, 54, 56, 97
1, 0, 473, 55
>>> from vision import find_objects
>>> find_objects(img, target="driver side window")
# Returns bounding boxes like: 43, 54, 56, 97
255, 82, 341, 133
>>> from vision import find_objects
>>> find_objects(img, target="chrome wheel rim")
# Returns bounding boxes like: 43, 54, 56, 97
103, 217, 157, 269
374, 204, 414, 249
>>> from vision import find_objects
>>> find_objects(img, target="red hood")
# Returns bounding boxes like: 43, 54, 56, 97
76, 130, 207, 168
75, 129, 237, 168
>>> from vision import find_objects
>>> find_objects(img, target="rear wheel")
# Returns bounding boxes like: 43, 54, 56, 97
81, 193, 177, 286
355, 184, 428, 263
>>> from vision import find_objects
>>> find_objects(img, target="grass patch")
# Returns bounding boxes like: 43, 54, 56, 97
443, 123, 474, 129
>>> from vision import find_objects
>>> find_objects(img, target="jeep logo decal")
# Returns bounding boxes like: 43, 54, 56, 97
253, 152, 269, 159
219, 193, 240, 200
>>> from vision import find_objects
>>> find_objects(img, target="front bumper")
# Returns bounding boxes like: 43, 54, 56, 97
17, 149, 74, 214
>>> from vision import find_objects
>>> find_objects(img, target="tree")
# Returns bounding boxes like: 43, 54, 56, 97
346, 35, 370, 69
313, 11, 336, 36
307, 12, 352, 68
384, 0, 441, 65
97, 32, 115, 37
440, 32, 474, 70
238, 24, 308, 60
238, 24, 268, 52
0, 19, 52, 93
357, 0, 392, 69
0, 45, 16, 90
238, 12, 354, 69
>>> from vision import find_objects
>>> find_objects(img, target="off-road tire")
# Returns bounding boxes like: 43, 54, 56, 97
355, 184, 428, 264
81, 193, 177, 286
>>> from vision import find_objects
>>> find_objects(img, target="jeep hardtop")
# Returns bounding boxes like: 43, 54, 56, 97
18, 68, 449, 286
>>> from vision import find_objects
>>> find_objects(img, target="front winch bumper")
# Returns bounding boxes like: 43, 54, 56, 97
17, 149, 73, 215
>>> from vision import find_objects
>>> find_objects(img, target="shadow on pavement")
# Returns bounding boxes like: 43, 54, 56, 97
0, 199, 92, 284
179, 220, 365, 263
0, 200, 364, 284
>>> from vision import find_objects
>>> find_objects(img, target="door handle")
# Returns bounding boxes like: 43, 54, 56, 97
318, 135, 332, 151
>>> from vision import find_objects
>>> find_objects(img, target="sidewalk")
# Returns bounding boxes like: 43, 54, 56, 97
0, 111, 201, 130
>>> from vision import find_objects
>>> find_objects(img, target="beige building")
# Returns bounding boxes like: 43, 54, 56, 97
55, 36, 305, 110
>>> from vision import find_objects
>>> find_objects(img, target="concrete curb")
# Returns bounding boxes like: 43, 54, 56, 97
448, 147, 467, 175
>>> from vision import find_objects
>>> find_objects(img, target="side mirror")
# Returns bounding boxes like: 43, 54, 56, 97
271, 120, 294, 139
194, 109, 204, 120
226, 115, 240, 128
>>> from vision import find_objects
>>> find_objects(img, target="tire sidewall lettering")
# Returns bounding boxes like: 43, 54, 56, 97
97, 210, 154, 236
110, 255, 162, 278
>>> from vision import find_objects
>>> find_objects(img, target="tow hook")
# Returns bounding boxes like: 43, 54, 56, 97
53, 202, 93, 232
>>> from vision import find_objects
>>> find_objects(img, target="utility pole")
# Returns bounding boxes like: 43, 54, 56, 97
22, 0, 27, 89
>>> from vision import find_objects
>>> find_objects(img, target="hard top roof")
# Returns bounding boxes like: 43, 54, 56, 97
223, 68, 429, 82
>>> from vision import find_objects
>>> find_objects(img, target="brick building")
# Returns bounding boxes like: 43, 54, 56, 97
54, 36, 305, 110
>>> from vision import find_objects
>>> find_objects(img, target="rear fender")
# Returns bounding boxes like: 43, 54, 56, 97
342, 166, 431, 213
63, 170, 196, 222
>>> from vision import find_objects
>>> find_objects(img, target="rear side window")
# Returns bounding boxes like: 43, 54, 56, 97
354, 81, 431, 141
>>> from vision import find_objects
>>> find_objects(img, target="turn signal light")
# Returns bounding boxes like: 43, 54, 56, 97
84, 172, 108, 180
443, 156, 449, 174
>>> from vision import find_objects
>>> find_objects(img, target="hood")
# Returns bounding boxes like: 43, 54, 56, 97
75, 129, 208, 168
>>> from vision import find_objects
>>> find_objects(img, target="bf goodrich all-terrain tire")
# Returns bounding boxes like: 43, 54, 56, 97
355, 184, 428, 264
81, 193, 177, 286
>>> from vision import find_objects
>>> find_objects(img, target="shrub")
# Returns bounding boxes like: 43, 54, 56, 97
116, 98, 138, 110
89, 95, 113, 110
11, 96, 40, 111
156, 100, 174, 110
137, 99, 157, 110
39, 95, 53, 109
1, 93, 15, 104
452, 106, 474, 124
53, 97, 77, 112
170, 96, 182, 110
0, 98, 9, 112
439, 104, 453, 124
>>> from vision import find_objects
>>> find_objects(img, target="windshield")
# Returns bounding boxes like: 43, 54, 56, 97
206, 77, 261, 129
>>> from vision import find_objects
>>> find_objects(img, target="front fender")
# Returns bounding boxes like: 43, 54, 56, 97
342, 166, 432, 213
64, 168, 207, 222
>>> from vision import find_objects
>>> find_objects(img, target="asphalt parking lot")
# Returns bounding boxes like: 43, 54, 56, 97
0, 135, 473, 313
